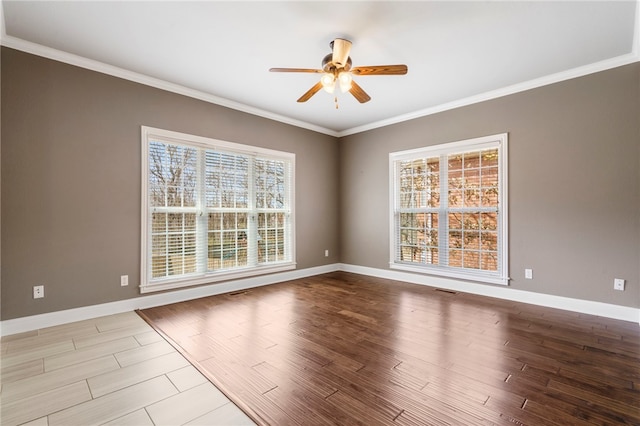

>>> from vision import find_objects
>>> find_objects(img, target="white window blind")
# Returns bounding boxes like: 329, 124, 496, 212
141, 126, 295, 293
389, 134, 508, 285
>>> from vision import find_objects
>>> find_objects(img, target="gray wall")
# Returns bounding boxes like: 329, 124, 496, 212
2, 47, 639, 321
1, 48, 340, 320
339, 62, 640, 308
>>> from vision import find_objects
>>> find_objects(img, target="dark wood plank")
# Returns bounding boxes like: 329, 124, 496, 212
138, 271, 640, 425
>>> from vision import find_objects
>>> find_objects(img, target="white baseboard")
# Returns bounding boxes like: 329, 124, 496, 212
0, 264, 340, 337
2, 263, 637, 336
339, 264, 640, 325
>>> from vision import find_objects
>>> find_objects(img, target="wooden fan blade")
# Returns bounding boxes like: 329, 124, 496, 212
349, 80, 371, 103
270, 68, 323, 73
351, 65, 408, 76
332, 38, 352, 68
297, 81, 323, 102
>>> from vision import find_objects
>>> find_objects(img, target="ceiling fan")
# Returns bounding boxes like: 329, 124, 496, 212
269, 38, 408, 105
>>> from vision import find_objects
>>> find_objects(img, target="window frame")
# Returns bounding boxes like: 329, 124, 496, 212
141, 126, 296, 293
389, 133, 509, 285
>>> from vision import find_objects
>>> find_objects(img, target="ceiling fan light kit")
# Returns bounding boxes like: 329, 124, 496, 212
270, 38, 408, 105
320, 71, 352, 94
321, 73, 336, 93
338, 71, 353, 92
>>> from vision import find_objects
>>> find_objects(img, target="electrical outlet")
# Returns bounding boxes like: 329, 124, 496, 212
525, 269, 533, 279
324, 250, 329, 257
613, 278, 625, 291
33, 285, 44, 299
120, 275, 129, 287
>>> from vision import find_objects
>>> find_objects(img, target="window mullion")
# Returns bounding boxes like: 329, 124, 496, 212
247, 156, 257, 267
195, 149, 207, 274
284, 159, 292, 264
438, 154, 448, 267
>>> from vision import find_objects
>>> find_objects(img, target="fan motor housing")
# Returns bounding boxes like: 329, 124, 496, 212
322, 53, 352, 73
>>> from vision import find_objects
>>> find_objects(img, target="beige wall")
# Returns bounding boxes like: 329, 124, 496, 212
2, 47, 639, 321
1, 48, 340, 320
339, 62, 640, 308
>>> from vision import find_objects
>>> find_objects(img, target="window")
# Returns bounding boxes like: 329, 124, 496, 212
389, 134, 508, 285
141, 126, 295, 293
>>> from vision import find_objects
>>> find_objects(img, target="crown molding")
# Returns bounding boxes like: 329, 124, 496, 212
338, 0, 640, 137
337, 52, 640, 138
2, 0, 639, 140
0, 35, 339, 137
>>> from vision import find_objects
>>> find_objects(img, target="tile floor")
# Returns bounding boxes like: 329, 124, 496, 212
0, 311, 256, 426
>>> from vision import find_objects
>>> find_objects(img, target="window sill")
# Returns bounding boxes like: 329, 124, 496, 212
390, 262, 509, 286
140, 262, 296, 294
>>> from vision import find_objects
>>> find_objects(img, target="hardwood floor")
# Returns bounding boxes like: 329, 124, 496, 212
0, 311, 255, 426
139, 272, 640, 426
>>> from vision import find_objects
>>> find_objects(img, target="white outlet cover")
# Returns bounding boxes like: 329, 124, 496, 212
525, 269, 533, 279
614, 279, 625, 291
33, 285, 44, 299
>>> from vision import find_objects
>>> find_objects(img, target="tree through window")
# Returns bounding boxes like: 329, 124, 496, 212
141, 127, 295, 293
390, 134, 508, 285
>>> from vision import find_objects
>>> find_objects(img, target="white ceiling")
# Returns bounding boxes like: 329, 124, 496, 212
2, 1, 639, 136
